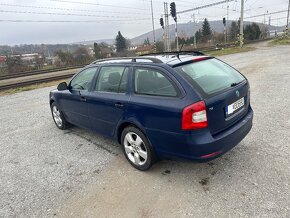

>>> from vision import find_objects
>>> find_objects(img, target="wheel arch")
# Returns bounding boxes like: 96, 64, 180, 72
116, 120, 147, 144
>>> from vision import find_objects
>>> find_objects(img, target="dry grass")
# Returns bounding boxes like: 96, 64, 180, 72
0, 79, 66, 96
269, 37, 290, 46
206, 46, 256, 56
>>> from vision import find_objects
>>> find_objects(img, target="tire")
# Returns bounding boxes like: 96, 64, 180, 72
50, 102, 70, 130
121, 126, 155, 171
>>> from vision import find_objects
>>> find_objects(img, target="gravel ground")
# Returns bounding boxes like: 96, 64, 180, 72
0, 43, 289, 217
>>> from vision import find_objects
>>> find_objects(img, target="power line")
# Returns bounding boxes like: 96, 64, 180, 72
0, 10, 151, 20
176, 0, 235, 14
244, 10, 288, 19
47, 0, 149, 11
0, 3, 150, 15
0, 19, 152, 24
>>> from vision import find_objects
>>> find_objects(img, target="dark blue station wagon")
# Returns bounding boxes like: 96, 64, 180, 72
49, 53, 253, 170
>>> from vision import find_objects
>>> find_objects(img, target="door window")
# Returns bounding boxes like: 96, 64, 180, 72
70, 67, 97, 91
134, 68, 177, 97
95, 67, 129, 93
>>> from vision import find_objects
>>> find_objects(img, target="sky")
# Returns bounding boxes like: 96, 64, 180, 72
0, 0, 288, 45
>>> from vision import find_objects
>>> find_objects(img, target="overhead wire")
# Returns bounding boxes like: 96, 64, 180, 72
0, 3, 151, 15
0, 10, 152, 20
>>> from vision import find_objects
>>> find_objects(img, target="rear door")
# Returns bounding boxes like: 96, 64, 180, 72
174, 58, 250, 135
128, 66, 184, 133
87, 66, 130, 137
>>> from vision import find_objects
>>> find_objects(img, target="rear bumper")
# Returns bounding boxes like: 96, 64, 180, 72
147, 107, 253, 161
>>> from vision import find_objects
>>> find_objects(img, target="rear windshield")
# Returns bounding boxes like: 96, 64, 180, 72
175, 58, 245, 95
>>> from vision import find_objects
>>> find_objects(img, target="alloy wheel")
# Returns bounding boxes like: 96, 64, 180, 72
123, 132, 148, 166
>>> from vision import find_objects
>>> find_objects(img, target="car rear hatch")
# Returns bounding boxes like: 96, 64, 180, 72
174, 57, 250, 135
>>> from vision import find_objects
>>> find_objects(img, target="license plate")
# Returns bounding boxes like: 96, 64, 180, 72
226, 97, 245, 115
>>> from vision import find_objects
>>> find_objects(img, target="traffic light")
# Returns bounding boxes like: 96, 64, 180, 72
170, 2, 177, 22
223, 17, 226, 26
160, 18, 164, 29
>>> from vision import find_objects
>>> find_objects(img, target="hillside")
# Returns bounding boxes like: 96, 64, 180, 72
130, 20, 284, 45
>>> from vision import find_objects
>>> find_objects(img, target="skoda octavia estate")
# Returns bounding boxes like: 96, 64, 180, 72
49, 52, 253, 170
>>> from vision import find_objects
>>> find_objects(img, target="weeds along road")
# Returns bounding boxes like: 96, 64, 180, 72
0, 43, 289, 217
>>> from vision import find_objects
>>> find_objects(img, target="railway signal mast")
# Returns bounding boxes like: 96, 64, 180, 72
170, 2, 179, 50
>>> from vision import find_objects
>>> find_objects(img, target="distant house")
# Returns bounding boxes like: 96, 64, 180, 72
20, 53, 43, 63
135, 45, 155, 55
128, 45, 137, 51
0, 56, 7, 68
0, 56, 6, 63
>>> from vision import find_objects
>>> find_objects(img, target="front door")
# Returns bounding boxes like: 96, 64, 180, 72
59, 67, 98, 129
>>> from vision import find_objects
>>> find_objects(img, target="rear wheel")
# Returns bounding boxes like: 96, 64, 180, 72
51, 102, 69, 130
121, 126, 155, 171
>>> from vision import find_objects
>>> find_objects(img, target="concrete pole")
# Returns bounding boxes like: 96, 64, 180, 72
150, 0, 156, 43
240, 0, 244, 47
175, 21, 179, 50
193, 13, 197, 48
226, 0, 229, 44
287, 0, 290, 36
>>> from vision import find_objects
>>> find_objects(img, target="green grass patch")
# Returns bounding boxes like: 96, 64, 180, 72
205, 46, 256, 56
269, 37, 290, 46
0, 79, 65, 96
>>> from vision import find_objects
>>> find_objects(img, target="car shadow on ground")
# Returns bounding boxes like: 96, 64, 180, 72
65, 125, 250, 188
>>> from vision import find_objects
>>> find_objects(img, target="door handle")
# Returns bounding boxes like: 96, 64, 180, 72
80, 96, 87, 102
114, 103, 124, 108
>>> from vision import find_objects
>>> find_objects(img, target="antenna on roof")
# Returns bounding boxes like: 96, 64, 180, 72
176, 41, 185, 61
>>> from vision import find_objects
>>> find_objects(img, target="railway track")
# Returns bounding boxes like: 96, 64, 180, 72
0, 65, 83, 81
0, 73, 75, 91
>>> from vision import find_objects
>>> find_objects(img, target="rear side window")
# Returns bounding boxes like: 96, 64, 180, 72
95, 67, 129, 93
134, 68, 177, 97
175, 58, 245, 95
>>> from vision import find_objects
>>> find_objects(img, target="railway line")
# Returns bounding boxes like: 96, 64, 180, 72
0, 65, 83, 81
0, 73, 75, 91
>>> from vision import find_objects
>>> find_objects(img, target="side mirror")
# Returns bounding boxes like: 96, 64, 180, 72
57, 82, 68, 91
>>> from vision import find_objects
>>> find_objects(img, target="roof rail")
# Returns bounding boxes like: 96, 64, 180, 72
139, 50, 205, 56
91, 57, 163, 65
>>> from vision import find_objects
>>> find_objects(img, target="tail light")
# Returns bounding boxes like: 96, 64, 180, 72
182, 100, 208, 130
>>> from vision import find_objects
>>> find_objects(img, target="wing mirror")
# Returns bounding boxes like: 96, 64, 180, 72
57, 82, 68, 91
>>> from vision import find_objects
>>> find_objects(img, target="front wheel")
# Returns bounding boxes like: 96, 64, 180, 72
121, 126, 155, 171
50, 102, 69, 130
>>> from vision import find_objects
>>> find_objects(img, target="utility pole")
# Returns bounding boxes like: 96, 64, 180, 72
226, 0, 229, 44
150, 0, 156, 43
287, 0, 290, 36
223, 17, 226, 46
192, 13, 197, 48
240, 0, 244, 48
164, 2, 171, 52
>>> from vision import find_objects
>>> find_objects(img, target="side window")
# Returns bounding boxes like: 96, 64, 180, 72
70, 67, 97, 91
95, 66, 129, 93
134, 68, 178, 97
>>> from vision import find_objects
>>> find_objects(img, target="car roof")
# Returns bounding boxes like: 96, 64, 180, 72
89, 51, 210, 67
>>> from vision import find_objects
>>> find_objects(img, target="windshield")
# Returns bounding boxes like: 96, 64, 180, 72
175, 58, 245, 95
